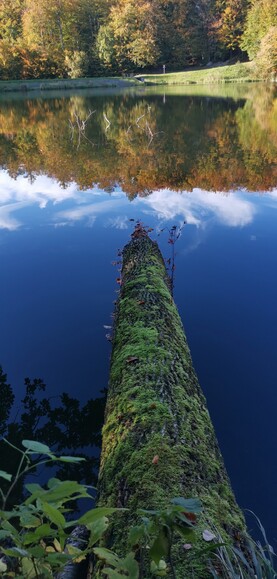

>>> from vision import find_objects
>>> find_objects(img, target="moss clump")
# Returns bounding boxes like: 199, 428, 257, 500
98, 230, 246, 577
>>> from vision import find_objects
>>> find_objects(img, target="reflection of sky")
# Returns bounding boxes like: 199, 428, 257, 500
1, 169, 276, 232
1, 168, 277, 543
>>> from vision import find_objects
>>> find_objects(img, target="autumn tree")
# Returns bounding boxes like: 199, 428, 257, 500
254, 26, 277, 77
97, 0, 162, 71
211, 0, 249, 58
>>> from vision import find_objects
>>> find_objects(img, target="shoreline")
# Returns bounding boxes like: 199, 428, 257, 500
0, 63, 273, 94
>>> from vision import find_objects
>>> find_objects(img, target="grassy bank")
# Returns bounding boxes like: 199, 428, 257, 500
142, 62, 260, 85
0, 76, 140, 93
0, 62, 269, 94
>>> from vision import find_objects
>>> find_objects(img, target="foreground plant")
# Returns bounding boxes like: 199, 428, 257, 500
0, 439, 202, 578
0, 440, 276, 578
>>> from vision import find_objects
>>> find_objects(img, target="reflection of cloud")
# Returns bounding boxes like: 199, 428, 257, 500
266, 188, 277, 200
0, 202, 27, 230
0, 169, 263, 232
56, 198, 126, 225
0, 170, 126, 229
105, 216, 129, 230
138, 188, 256, 228
0, 171, 79, 206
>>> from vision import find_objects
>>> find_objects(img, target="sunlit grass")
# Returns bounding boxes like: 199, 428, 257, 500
142, 62, 258, 85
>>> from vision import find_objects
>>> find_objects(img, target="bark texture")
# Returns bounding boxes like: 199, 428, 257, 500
98, 226, 245, 577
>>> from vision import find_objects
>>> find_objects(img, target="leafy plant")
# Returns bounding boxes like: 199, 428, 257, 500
131, 497, 202, 578
208, 513, 276, 578
1, 440, 276, 578
0, 440, 203, 577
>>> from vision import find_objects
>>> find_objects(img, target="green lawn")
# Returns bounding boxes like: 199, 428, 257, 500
142, 62, 257, 85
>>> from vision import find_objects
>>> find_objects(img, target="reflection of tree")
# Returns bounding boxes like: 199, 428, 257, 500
0, 365, 106, 508
0, 89, 276, 194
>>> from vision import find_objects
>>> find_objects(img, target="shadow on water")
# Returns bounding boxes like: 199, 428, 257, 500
0, 365, 106, 510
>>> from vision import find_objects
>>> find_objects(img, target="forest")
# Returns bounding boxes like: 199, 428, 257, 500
0, 0, 276, 80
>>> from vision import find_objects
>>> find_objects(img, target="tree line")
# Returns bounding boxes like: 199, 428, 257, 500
0, 0, 276, 80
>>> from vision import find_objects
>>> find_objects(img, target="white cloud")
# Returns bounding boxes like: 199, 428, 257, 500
0, 169, 260, 232
137, 188, 256, 228
105, 216, 129, 230
0, 202, 28, 230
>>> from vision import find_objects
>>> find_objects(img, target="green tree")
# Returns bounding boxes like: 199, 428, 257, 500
241, 0, 277, 59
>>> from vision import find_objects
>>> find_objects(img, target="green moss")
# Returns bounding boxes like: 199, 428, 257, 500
98, 233, 246, 577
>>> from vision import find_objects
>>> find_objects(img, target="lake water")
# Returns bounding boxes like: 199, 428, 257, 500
0, 83, 276, 543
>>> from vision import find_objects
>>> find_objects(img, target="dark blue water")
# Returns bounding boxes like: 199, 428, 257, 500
0, 85, 276, 546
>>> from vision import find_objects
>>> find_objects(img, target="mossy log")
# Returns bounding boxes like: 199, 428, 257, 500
98, 226, 246, 577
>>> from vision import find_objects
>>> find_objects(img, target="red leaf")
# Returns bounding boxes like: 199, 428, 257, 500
183, 512, 197, 524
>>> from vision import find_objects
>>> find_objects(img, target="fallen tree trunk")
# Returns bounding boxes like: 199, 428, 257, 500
98, 225, 246, 577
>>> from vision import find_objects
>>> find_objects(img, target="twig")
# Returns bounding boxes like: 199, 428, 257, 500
103, 113, 111, 131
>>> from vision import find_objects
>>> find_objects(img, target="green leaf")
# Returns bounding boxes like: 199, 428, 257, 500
0, 530, 11, 540
20, 513, 41, 528
22, 440, 51, 454
25, 483, 44, 494
46, 480, 89, 502
47, 478, 61, 488
25, 480, 89, 507
27, 545, 47, 558
79, 506, 120, 525
150, 560, 168, 576
23, 524, 54, 545
46, 552, 71, 565
128, 524, 146, 547
87, 516, 109, 547
138, 508, 158, 516
170, 497, 202, 514
40, 502, 66, 528
57, 456, 86, 463
0, 560, 7, 573
121, 553, 139, 579
173, 523, 195, 541
2, 547, 29, 557
0, 469, 12, 481
93, 547, 120, 566
102, 570, 123, 579
1, 519, 19, 535
149, 527, 170, 565
22, 557, 39, 577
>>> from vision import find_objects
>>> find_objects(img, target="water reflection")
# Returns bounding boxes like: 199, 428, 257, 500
1, 168, 277, 234
0, 84, 276, 194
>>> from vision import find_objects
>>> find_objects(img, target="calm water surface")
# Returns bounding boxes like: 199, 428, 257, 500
0, 84, 276, 541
